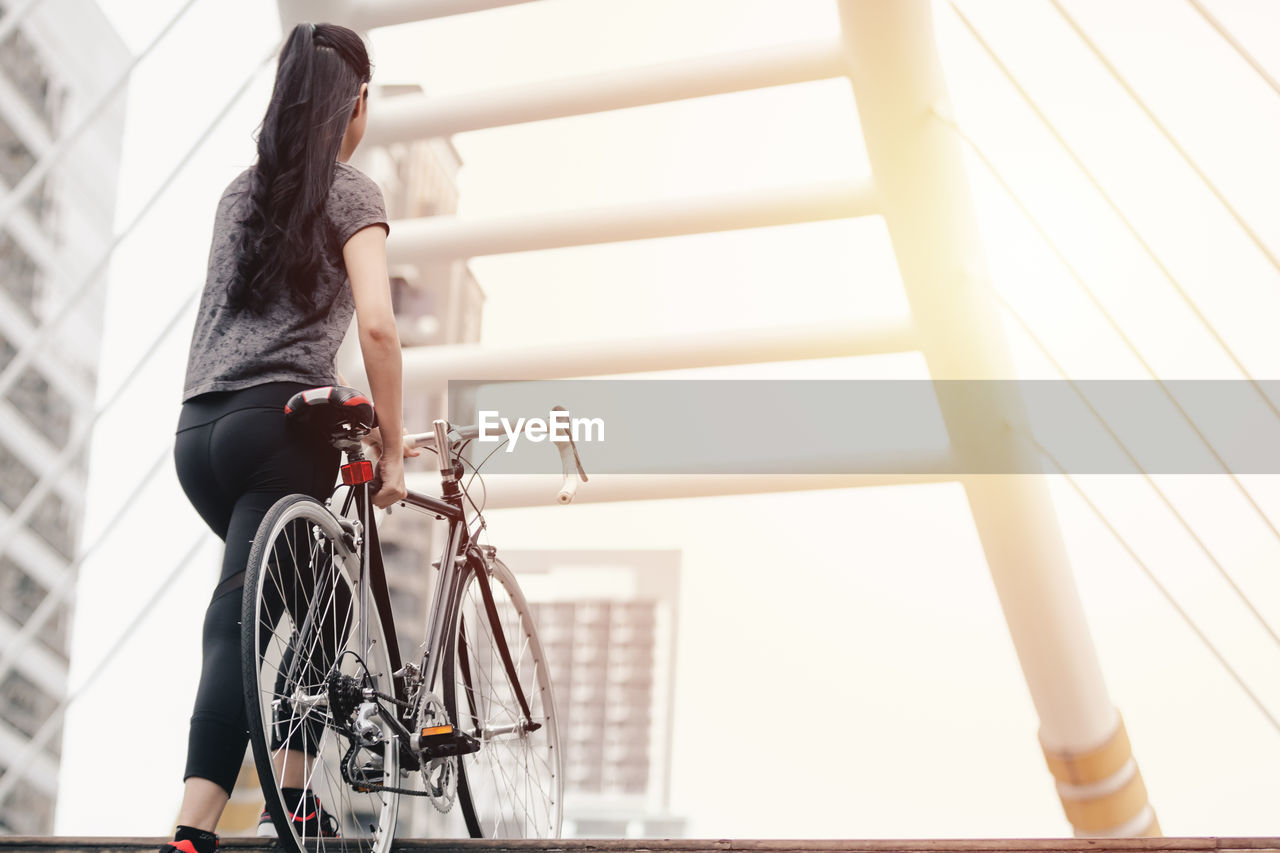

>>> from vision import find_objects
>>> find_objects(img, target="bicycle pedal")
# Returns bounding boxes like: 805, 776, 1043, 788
412, 723, 480, 759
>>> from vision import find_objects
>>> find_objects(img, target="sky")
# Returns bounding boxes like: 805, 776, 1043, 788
52, 0, 1280, 839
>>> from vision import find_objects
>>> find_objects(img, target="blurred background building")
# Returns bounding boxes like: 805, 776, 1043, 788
514, 549, 686, 838
0, 0, 128, 834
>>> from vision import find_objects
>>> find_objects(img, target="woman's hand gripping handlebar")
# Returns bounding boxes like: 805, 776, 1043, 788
405, 405, 589, 504
361, 427, 420, 508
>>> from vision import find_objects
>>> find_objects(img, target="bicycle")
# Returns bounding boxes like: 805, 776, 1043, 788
240, 385, 588, 852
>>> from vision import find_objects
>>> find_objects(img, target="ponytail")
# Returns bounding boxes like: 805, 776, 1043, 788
228, 22, 373, 315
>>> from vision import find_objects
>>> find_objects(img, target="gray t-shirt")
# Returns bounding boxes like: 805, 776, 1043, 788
182, 160, 390, 401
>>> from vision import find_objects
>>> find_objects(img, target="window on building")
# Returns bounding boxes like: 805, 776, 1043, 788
0, 441, 78, 559
0, 556, 42, 623
28, 493, 76, 560
0, 116, 52, 224
0, 669, 57, 741
0, 230, 40, 321
7, 365, 74, 448
0, 784, 56, 835
0, 3, 61, 132
0, 556, 69, 659
0, 333, 77, 449
0, 439, 38, 506
0, 337, 84, 560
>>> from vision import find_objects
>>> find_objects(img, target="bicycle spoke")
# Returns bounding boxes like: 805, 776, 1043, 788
447, 558, 560, 838
244, 496, 398, 853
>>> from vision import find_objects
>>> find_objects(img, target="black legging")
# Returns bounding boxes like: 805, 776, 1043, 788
173, 380, 339, 796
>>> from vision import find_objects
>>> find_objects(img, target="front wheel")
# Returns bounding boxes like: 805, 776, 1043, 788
242, 494, 399, 853
443, 551, 563, 838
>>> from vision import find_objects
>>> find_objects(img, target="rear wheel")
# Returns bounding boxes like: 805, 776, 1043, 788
242, 494, 400, 853
443, 551, 562, 838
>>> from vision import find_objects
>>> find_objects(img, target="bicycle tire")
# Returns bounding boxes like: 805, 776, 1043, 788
442, 551, 563, 838
242, 493, 400, 852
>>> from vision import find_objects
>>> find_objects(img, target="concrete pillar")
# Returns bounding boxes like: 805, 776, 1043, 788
836, 0, 1156, 836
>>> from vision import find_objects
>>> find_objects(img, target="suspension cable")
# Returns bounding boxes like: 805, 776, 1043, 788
948, 1, 1280, 424
0, 0, 202, 229
0, 37, 280, 404
936, 105, 1280, 582
927, 99, 1280, 721
1047, 0, 1280, 281
1032, 437, 1280, 736
1185, 0, 1280, 99
989, 279, 1280, 651
0, 442, 172, 683
0, 533, 210, 804
936, 4, 1280, 550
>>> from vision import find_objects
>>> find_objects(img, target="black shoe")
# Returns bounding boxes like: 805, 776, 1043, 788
257, 788, 341, 838
160, 826, 218, 853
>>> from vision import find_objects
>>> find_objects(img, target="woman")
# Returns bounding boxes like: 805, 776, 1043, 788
164, 22, 413, 852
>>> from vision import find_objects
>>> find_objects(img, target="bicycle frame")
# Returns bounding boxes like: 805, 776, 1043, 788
401, 486, 540, 729
248, 396, 572, 841
329, 437, 539, 768
400, 487, 467, 692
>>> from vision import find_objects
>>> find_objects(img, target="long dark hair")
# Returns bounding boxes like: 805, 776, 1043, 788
228, 22, 373, 315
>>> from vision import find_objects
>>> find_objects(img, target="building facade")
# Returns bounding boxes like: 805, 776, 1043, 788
510, 549, 685, 838
0, 0, 129, 834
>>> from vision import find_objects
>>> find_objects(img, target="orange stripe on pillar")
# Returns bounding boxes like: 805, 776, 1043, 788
1042, 717, 1133, 785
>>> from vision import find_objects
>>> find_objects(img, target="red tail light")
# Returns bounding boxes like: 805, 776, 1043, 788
341, 460, 373, 485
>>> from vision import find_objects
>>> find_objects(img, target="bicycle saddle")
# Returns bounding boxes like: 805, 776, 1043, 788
284, 385, 376, 439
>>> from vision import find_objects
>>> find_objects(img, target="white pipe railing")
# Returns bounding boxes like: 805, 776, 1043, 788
351, 0, 541, 30
387, 179, 877, 263
407, 466, 956, 510
386, 318, 915, 391
365, 39, 847, 144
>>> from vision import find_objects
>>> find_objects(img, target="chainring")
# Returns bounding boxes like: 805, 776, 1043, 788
416, 691, 457, 812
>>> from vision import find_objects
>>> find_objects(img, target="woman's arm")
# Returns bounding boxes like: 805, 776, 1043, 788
344, 223, 408, 508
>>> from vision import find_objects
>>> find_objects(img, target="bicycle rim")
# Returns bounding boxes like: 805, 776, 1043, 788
242, 494, 399, 853
443, 553, 562, 838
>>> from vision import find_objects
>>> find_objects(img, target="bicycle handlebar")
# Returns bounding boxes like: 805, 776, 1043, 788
404, 406, 588, 505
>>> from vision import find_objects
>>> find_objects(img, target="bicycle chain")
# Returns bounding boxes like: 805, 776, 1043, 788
340, 739, 434, 797
328, 693, 459, 803
375, 690, 414, 711
417, 691, 458, 813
